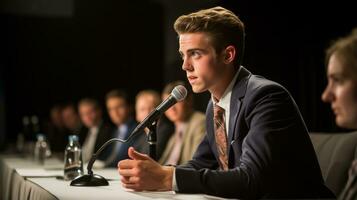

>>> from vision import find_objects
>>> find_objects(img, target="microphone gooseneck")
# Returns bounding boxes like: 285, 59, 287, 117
87, 138, 129, 175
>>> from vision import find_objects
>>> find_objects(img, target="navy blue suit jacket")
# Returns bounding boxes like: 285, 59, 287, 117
106, 118, 146, 167
78, 121, 113, 160
175, 67, 335, 199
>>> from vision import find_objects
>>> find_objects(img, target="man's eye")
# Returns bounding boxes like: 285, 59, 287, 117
191, 51, 200, 57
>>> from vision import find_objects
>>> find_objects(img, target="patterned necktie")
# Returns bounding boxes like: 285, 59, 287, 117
213, 104, 229, 171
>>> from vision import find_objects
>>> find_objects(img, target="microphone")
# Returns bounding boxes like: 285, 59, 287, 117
70, 85, 187, 187
132, 85, 187, 134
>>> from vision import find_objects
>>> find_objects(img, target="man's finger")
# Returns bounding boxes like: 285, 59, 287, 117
118, 168, 136, 177
121, 176, 139, 184
118, 159, 135, 169
128, 147, 151, 161
120, 176, 130, 184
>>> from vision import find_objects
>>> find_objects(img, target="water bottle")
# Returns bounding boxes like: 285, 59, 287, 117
34, 134, 49, 165
64, 135, 83, 181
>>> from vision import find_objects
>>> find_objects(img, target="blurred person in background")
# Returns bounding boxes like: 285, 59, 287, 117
159, 81, 205, 165
104, 89, 146, 167
135, 89, 175, 160
321, 28, 357, 200
77, 98, 112, 163
47, 104, 67, 153
61, 103, 82, 135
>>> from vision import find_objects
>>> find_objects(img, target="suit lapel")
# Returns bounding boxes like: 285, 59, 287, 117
227, 67, 251, 158
207, 67, 251, 165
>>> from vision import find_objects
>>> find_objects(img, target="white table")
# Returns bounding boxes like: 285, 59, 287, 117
28, 169, 222, 200
0, 155, 63, 200
1, 155, 228, 200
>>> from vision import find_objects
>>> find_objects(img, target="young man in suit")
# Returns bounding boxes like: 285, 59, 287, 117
118, 7, 335, 199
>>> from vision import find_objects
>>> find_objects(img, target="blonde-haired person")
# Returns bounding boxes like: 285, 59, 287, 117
321, 28, 357, 200
135, 90, 161, 123
158, 81, 205, 166
117, 7, 334, 199
134, 89, 175, 159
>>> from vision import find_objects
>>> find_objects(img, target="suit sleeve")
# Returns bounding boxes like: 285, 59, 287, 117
175, 84, 314, 199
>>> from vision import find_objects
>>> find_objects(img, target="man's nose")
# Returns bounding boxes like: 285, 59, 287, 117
182, 58, 192, 71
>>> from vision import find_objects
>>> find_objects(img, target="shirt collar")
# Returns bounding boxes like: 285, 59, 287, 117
212, 66, 241, 111
118, 124, 128, 134
89, 126, 99, 135
176, 123, 187, 134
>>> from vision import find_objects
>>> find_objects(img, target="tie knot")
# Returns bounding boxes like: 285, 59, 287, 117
214, 104, 225, 118
178, 130, 183, 139
176, 124, 186, 139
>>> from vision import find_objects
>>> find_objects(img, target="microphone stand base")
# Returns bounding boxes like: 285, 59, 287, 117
70, 174, 109, 186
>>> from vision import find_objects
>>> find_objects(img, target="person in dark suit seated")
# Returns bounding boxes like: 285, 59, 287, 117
117, 7, 335, 199
49, 103, 82, 154
77, 98, 112, 163
46, 104, 68, 153
321, 28, 357, 200
104, 89, 145, 167
62, 103, 82, 135
134, 89, 175, 160
158, 81, 205, 166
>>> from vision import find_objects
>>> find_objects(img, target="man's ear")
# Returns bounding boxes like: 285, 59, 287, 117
223, 45, 236, 65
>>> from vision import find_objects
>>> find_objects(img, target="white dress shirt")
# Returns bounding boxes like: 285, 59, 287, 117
165, 123, 187, 166
82, 126, 99, 163
212, 67, 241, 135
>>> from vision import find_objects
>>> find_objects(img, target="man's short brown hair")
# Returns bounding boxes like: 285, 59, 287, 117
174, 6, 245, 67
105, 89, 129, 105
78, 98, 100, 110
135, 90, 161, 107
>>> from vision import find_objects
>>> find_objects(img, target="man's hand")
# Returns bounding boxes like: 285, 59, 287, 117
118, 147, 174, 191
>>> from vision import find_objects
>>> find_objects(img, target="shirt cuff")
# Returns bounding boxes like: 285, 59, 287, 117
172, 167, 179, 191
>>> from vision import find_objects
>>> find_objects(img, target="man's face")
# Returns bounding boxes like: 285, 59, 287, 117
322, 54, 357, 129
106, 97, 130, 126
79, 103, 101, 128
179, 32, 228, 95
135, 95, 157, 122
50, 108, 63, 128
62, 106, 80, 130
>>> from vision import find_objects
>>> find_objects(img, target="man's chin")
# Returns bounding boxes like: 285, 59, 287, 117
191, 86, 207, 94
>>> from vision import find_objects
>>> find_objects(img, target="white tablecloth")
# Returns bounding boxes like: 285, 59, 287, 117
1, 155, 228, 200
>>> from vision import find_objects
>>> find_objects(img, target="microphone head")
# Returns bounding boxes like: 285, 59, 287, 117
171, 85, 187, 102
